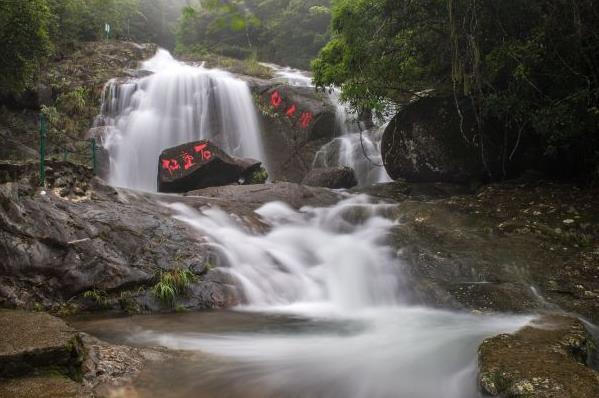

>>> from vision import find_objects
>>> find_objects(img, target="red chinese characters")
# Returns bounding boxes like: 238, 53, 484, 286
285, 104, 297, 118
182, 152, 195, 170
194, 143, 212, 160
299, 111, 313, 128
161, 159, 180, 175
266, 90, 313, 129
271, 90, 283, 108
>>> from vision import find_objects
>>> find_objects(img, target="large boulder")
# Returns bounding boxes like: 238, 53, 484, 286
157, 140, 263, 193
249, 81, 336, 183
381, 96, 483, 183
381, 96, 546, 183
302, 167, 358, 189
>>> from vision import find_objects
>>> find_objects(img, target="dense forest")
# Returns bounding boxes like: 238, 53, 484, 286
313, 0, 599, 181
1, 0, 598, 181
176, 0, 331, 69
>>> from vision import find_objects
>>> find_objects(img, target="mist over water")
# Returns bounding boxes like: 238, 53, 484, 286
100, 49, 265, 191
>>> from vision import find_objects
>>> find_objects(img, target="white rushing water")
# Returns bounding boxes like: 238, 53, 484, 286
99, 49, 265, 191
263, 63, 391, 187
313, 88, 392, 187
127, 195, 535, 398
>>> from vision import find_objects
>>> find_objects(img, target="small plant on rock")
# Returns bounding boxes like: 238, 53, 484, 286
83, 289, 109, 308
151, 267, 196, 306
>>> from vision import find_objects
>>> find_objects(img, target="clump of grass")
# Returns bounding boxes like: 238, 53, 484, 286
83, 289, 109, 308
151, 268, 196, 306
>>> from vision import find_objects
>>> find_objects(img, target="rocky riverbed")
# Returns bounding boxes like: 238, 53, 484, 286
1, 158, 598, 396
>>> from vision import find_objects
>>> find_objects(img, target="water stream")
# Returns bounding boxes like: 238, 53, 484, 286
74, 195, 533, 398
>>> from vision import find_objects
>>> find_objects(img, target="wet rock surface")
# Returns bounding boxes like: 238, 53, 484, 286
302, 166, 358, 189
478, 315, 599, 397
249, 80, 336, 183
0, 375, 88, 398
358, 180, 599, 322
0, 310, 82, 379
0, 161, 339, 313
0, 309, 169, 397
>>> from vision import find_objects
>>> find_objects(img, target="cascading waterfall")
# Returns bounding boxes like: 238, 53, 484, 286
313, 88, 392, 186
263, 63, 391, 187
119, 195, 535, 398
97, 49, 266, 191
166, 195, 402, 311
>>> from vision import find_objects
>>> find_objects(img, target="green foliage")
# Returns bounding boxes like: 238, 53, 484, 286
151, 267, 196, 306
313, 0, 599, 181
46, 0, 139, 47
56, 87, 87, 114
0, 0, 52, 94
245, 167, 269, 184
176, 0, 331, 69
83, 288, 109, 307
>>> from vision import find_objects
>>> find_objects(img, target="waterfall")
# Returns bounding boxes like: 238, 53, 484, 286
263, 63, 391, 187
97, 49, 266, 191
133, 194, 535, 398
166, 195, 402, 311
313, 88, 392, 187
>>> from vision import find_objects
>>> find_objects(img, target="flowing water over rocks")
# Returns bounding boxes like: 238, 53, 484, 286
263, 64, 391, 187
99, 50, 266, 191
73, 193, 535, 398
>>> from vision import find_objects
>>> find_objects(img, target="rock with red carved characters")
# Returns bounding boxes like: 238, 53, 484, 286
157, 140, 262, 193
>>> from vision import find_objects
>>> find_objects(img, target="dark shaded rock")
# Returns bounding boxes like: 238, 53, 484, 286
381, 96, 545, 183
0, 310, 83, 379
158, 140, 262, 193
249, 81, 336, 183
478, 315, 599, 397
382, 96, 483, 183
302, 167, 358, 189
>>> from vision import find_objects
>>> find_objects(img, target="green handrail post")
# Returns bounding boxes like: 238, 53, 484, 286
90, 138, 97, 173
39, 113, 47, 186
